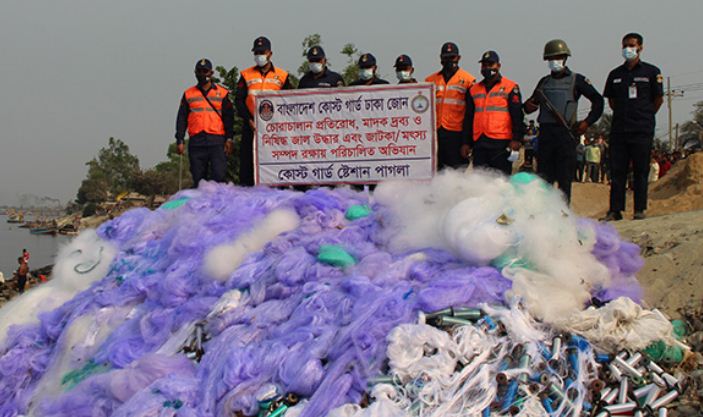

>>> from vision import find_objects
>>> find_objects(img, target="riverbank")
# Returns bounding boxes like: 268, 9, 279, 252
0, 215, 68, 279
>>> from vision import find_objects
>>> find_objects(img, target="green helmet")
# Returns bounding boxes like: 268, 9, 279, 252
543, 39, 571, 59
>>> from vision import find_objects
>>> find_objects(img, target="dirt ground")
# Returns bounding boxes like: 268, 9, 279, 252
572, 152, 703, 220
613, 209, 703, 318
571, 152, 703, 318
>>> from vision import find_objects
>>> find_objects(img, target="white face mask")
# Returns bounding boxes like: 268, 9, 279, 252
309, 62, 324, 74
396, 70, 412, 81
359, 68, 374, 80
254, 54, 269, 67
622, 47, 639, 61
548, 59, 565, 73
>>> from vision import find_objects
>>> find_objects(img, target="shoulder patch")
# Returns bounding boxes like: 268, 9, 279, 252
584, 78, 592, 85
656, 74, 663, 83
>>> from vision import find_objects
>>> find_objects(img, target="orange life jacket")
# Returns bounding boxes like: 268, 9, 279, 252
184, 84, 228, 137
469, 77, 518, 141
241, 65, 289, 116
425, 68, 476, 132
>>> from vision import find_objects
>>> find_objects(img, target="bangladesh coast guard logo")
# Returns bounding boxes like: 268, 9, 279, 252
411, 92, 429, 114
258, 99, 274, 121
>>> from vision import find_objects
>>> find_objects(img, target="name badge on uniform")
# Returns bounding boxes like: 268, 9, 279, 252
628, 84, 638, 99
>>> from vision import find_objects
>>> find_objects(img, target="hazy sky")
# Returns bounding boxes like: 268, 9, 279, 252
1, 0, 702, 205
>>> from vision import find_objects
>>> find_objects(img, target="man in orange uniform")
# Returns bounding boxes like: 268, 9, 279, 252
235, 36, 292, 186
425, 42, 476, 170
466, 51, 524, 175
175, 58, 234, 186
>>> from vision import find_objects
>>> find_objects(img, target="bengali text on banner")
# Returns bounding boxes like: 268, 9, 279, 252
253, 83, 436, 185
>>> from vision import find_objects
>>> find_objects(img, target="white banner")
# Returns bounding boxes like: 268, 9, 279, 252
253, 83, 436, 186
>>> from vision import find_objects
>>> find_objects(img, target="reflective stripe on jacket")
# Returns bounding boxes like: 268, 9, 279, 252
184, 84, 229, 137
470, 77, 517, 141
425, 68, 476, 132
241, 66, 289, 116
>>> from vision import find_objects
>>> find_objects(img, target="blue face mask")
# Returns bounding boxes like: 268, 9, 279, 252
622, 47, 638, 61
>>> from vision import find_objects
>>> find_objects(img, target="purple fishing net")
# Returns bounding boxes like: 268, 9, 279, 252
0, 182, 643, 417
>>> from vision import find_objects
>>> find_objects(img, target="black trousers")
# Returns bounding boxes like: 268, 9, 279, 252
17, 275, 27, 293
609, 133, 653, 213
587, 162, 600, 183
472, 139, 512, 176
536, 125, 577, 203
188, 143, 227, 186
437, 128, 469, 170
575, 160, 585, 182
240, 126, 255, 186
523, 148, 535, 170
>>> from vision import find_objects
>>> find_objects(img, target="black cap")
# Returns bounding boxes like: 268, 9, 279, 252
394, 54, 413, 68
358, 53, 376, 68
307, 46, 326, 61
441, 42, 459, 57
252, 36, 271, 53
195, 58, 213, 70
479, 50, 500, 63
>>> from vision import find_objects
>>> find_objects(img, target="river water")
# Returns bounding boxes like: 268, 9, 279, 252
0, 215, 69, 278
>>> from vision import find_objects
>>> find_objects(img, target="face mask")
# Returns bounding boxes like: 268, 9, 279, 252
196, 74, 210, 85
507, 150, 520, 162
442, 60, 458, 71
309, 62, 324, 74
396, 70, 412, 81
359, 68, 374, 80
622, 47, 638, 61
481, 68, 498, 79
548, 59, 565, 73
255, 54, 269, 67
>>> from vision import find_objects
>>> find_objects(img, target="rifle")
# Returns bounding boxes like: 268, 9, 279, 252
533, 88, 579, 143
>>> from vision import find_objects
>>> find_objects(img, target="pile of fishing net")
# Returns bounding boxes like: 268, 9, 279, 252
0, 170, 679, 417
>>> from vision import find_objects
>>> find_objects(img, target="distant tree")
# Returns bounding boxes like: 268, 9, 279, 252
76, 137, 139, 204
214, 65, 243, 184
131, 169, 170, 196
340, 43, 360, 85
82, 202, 97, 217
680, 101, 703, 142
97, 137, 140, 193
76, 162, 110, 204
151, 141, 193, 192
288, 73, 300, 89
653, 138, 668, 152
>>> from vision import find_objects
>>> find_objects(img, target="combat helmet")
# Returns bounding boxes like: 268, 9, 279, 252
543, 39, 571, 59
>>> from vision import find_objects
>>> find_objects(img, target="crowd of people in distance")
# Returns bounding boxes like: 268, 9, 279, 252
519, 120, 698, 190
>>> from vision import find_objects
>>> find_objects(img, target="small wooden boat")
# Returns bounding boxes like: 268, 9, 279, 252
30, 226, 58, 235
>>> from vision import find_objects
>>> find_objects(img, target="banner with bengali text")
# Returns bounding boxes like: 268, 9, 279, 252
253, 83, 436, 185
